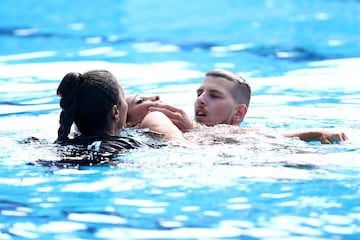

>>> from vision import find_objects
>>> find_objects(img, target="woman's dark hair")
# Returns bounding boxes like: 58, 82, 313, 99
55, 70, 121, 143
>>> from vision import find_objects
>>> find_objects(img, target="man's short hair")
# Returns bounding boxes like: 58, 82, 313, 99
205, 69, 251, 106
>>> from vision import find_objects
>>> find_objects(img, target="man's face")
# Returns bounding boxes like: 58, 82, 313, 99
194, 76, 239, 126
126, 95, 160, 127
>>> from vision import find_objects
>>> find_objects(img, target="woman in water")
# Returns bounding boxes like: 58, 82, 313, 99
54, 69, 147, 165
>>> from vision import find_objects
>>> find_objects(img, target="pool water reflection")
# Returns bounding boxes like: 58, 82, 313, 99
1, 0, 360, 239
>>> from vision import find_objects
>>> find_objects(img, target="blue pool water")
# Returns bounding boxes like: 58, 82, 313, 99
1, 0, 360, 239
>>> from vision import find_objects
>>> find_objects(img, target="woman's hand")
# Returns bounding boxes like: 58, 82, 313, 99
149, 103, 196, 132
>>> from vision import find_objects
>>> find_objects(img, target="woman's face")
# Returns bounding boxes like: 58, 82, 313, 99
126, 95, 160, 127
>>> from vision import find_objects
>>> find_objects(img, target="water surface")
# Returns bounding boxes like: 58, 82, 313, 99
1, 0, 360, 239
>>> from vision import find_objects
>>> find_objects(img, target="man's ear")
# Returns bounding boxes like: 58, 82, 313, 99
230, 104, 248, 125
110, 105, 120, 119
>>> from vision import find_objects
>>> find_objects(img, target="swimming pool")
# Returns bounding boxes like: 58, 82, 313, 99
1, 0, 360, 239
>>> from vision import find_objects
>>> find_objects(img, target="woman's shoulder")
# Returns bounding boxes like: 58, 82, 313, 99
61, 134, 145, 152
33, 131, 168, 167
45, 135, 146, 167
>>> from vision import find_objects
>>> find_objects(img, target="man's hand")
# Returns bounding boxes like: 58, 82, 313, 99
283, 130, 349, 144
318, 131, 349, 144
148, 103, 196, 132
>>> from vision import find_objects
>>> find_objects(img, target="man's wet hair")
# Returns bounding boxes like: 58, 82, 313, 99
206, 69, 251, 106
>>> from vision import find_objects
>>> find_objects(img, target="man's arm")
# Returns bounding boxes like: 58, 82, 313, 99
148, 103, 349, 145
148, 103, 197, 132
282, 130, 349, 144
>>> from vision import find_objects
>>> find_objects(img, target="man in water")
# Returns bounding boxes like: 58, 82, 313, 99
149, 69, 348, 144
145, 69, 348, 144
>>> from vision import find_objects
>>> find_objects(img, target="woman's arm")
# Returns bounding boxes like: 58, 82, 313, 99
148, 103, 197, 132
141, 111, 186, 140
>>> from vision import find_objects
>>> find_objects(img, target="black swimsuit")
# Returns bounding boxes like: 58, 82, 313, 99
62, 135, 146, 152
30, 129, 168, 167
37, 135, 147, 167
